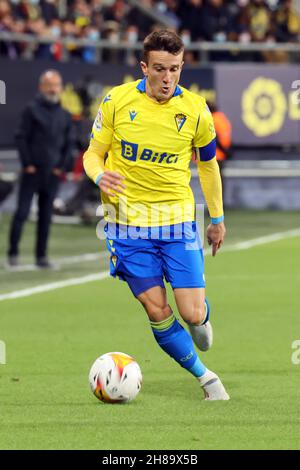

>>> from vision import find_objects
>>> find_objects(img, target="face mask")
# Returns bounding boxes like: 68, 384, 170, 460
181, 34, 191, 46
51, 26, 61, 38
214, 32, 226, 43
156, 1, 167, 12
127, 31, 138, 42
43, 94, 60, 104
88, 30, 100, 41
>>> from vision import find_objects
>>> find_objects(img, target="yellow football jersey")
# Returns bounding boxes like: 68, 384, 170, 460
86, 78, 220, 226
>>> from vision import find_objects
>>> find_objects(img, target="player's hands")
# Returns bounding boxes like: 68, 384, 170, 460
98, 170, 126, 197
207, 221, 226, 257
24, 165, 36, 174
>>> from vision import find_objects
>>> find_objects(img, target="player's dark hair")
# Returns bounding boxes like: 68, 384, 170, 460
143, 30, 184, 63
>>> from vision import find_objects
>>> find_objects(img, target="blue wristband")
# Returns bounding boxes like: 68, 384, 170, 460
95, 173, 104, 185
211, 215, 224, 224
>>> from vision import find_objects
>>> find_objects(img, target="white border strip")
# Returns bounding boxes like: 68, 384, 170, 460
0, 228, 299, 302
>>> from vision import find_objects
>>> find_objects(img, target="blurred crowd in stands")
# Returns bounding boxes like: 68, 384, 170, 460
0, 0, 300, 63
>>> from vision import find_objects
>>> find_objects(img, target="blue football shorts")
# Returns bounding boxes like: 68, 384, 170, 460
104, 221, 205, 297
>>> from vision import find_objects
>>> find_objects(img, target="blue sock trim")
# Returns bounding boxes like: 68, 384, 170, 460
189, 358, 206, 378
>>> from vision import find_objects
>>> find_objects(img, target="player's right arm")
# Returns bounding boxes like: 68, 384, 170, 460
83, 94, 125, 196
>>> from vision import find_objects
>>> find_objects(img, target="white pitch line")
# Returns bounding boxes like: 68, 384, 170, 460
216, 227, 300, 254
202, 228, 300, 256
0, 272, 109, 301
54, 251, 108, 264
2, 251, 108, 272
0, 227, 300, 302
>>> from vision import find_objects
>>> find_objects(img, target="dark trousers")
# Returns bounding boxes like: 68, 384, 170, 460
8, 172, 59, 259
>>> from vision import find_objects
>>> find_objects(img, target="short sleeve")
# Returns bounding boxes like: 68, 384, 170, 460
193, 105, 217, 162
91, 92, 114, 146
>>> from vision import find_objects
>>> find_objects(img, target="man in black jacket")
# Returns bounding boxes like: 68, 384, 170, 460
7, 69, 73, 268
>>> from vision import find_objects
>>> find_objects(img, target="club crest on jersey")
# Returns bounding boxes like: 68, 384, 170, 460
175, 113, 186, 132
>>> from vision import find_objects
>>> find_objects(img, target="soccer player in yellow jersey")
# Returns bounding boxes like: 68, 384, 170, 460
84, 30, 229, 400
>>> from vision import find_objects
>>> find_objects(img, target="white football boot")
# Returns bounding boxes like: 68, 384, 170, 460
198, 369, 230, 401
188, 320, 213, 352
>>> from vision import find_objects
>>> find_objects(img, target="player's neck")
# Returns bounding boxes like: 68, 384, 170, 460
145, 80, 170, 104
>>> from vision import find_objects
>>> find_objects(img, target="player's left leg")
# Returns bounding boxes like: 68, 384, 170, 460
173, 287, 213, 352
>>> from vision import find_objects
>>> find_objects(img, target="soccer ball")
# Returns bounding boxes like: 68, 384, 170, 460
89, 352, 142, 403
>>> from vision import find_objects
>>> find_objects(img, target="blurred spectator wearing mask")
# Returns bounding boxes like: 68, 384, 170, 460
7, 70, 74, 269
178, 0, 208, 42
201, 0, 234, 60
124, 25, 139, 65
81, 25, 100, 63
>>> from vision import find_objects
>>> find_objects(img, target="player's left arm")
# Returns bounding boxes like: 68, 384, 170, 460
193, 104, 226, 256
198, 158, 226, 256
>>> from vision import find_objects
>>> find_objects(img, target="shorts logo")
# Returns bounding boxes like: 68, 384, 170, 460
111, 255, 117, 267
175, 113, 187, 132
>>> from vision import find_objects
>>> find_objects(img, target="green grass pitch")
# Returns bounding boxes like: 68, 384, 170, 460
0, 210, 300, 450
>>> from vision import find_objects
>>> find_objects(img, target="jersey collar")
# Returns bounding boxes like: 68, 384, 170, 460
136, 78, 182, 97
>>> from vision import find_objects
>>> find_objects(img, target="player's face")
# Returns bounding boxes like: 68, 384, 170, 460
141, 50, 184, 103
